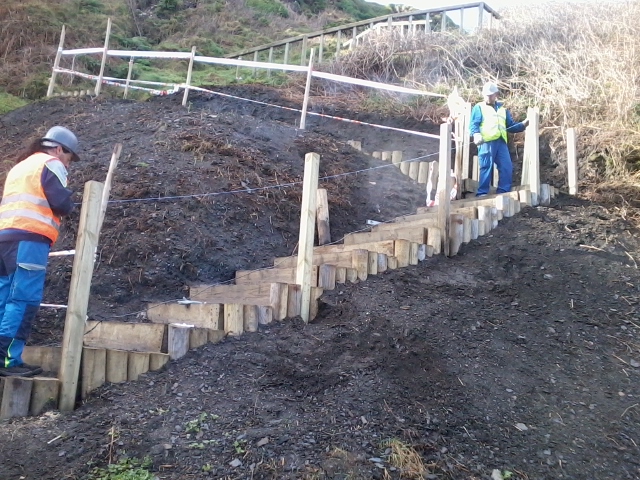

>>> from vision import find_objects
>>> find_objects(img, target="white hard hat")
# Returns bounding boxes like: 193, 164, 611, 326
482, 82, 499, 96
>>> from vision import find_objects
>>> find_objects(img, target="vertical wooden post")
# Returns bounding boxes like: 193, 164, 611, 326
95, 17, 112, 96
235, 56, 242, 79
47, 25, 66, 97
319, 34, 324, 64
459, 8, 465, 33
335, 30, 342, 59
296, 153, 320, 323
59, 181, 104, 411
454, 117, 464, 198
526, 107, 540, 202
351, 27, 357, 49
461, 102, 472, 180
252, 51, 258, 77
182, 46, 197, 107
299, 48, 315, 130
268, 47, 274, 77
567, 127, 578, 195
437, 123, 452, 256
477, 3, 484, 30
392, 150, 402, 169
284, 43, 290, 65
441, 11, 447, 32
425, 13, 431, 33
98, 144, 122, 231
123, 57, 134, 99
316, 188, 331, 245
300, 36, 308, 66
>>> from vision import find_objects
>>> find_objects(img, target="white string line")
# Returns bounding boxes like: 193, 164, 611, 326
103, 150, 442, 205
94, 151, 444, 320
187, 85, 441, 139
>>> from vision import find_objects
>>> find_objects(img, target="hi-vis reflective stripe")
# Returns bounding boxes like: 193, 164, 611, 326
1, 193, 51, 208
0, 209, 60, 230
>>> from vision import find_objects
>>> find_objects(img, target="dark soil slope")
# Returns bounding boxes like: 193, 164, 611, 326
0, 86, 639, 480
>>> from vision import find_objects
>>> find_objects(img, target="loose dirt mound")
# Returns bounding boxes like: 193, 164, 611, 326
0, 86, 639, 480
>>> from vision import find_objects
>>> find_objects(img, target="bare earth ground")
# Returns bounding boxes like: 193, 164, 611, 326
0, 85, 639, 480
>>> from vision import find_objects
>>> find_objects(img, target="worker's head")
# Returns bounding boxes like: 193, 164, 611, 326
40, 126, 80, 166
482, 82, 499, 105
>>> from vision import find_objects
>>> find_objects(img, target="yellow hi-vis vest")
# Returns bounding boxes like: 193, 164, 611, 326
0, 153, 62, 243
478, 102, 507, 143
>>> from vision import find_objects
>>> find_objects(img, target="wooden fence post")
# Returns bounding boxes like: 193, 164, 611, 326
296, 153, 320, 323
47, 25, 66, 97
95, 17, 112, 96
567, 127, 578, 195
124, 57, 134, 99
316, 188, 331, 245
59, 181, 104, 411
437, 123, 452, 256
299, 48, 315, 130
182, 46, 197, 107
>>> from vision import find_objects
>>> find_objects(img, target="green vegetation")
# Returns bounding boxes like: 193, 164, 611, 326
87, 457, 156, 480
0, 90, 29, 115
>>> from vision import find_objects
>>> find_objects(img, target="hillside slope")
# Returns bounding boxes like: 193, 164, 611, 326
0, 0, 390, 98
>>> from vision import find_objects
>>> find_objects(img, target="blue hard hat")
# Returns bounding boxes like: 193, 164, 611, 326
41, 126, 80, 161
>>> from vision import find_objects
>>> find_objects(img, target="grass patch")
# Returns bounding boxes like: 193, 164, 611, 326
86, 457, 156, 480
0, 90, 29, 115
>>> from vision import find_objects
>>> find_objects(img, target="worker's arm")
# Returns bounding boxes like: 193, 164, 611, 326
469, 104, 483, 135
42, 160, 74, 216
505, 109, 527, 133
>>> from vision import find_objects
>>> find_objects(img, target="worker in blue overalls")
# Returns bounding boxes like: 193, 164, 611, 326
470, 82, 529, 196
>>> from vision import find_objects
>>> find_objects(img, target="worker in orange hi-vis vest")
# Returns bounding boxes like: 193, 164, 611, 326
0, 126, 79, 377
470, 82, 529, 196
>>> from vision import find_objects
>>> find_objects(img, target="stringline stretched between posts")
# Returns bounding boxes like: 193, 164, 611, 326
187, 85, 441, 140
89, 196, 436, 323
41, 148, 444, 310
67, 149, 444, 319
102, 150, 443, 205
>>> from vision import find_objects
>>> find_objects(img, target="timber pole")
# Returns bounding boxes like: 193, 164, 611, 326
47, 25, 66, 97
296, 153, 320, 323
59, 181, 104, 411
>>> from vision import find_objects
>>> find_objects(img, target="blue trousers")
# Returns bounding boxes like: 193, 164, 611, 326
0, 240, 50, 368
477, 139, 513, 196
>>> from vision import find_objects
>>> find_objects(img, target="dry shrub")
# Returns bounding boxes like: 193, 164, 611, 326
327, 0, 640, 184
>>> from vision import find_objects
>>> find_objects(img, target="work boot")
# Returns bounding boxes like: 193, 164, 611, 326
0, 363, 43, 377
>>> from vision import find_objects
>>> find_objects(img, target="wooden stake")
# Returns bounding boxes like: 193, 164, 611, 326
395, 240, 411, 267
124, 57, 134, 99
392, 150, 402, 169
127, 352, 150, 381
299, 49, 315, 130
449, 214, 464, 256
243, 305, 259, 332
525, 106, 540, 200
381, 151, 392, 162
99, 144, 121, 232
30, 378, 59, 416
106, 349, 128, 383
168, 324, 191, 359
223, 304, 243, 335
189, 328, 210, 348
47, 25, 66, 97
59, 181, 104, 411
409, 160, 419, 180
346, 267, 359, 282
352, 249, 369, 281
368, 251, 378, 275
149, 353, 169, 371
318, 264, 337, 289
567, 127, 578, 195
461, 102, 472, 180
95, 18, 112, 96
182, 46, 197, 107
335, 267, 347, 283
409, 242, 419, 265
316, 188, 331, 245
437, 123, 453, 256
377, 253, 388, 272
418, 162, 429, 184
0, 377, 33, 419
287, 285, 302, 317
540, 184, 551, 206
296, 152, 320, 323
81, 347, 106, 399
